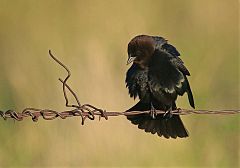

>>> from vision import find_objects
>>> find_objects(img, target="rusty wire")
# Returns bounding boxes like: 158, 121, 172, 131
0, 50, 239, 125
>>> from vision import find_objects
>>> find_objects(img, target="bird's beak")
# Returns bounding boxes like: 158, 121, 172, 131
127, 56, 135, 65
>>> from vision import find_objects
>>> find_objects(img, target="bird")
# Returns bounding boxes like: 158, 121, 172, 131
125, 35, 195, 138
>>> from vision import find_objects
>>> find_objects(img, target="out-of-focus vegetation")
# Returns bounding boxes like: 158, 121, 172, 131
0, 0, 239, 167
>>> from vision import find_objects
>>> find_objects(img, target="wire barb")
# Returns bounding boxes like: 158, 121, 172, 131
0, 51, 239, 124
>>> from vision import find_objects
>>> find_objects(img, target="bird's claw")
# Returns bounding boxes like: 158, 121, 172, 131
163, 110, 173, 119
150, 103, 157, 119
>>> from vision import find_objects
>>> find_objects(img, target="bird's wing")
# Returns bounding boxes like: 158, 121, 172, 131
162, 43, 180, 56
125, 64, 148, 99
154, 36, 189, 78
149, 51, 195, 108
169, 56, 194, 108
170, 56, 190, 76
153, 36, 180, 56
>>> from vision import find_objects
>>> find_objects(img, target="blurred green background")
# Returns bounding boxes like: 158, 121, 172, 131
0, 0, 239, 167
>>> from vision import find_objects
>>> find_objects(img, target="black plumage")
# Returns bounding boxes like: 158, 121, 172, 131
125, 35, 195, 138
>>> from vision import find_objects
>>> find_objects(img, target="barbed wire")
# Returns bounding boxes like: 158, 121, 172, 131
0, 108, 239, 125
0, 50, 239, 125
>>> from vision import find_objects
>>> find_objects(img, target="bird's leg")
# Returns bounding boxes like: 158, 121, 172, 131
163, 106, 173, 119
150, 102, 157, 119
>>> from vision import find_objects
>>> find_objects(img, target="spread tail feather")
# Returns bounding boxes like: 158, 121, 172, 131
126, 101, 189, 138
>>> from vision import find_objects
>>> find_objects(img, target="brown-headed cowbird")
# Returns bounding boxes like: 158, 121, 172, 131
125, 35, 195, 138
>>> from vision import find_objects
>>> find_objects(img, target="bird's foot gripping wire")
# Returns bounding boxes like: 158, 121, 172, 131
150, 102, 157, 119
163, 109, 173, 120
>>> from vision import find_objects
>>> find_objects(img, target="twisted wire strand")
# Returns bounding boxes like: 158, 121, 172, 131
0, 108, 239, 125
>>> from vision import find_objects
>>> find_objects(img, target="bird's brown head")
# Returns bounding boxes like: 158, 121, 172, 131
127, 35, 155, 68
